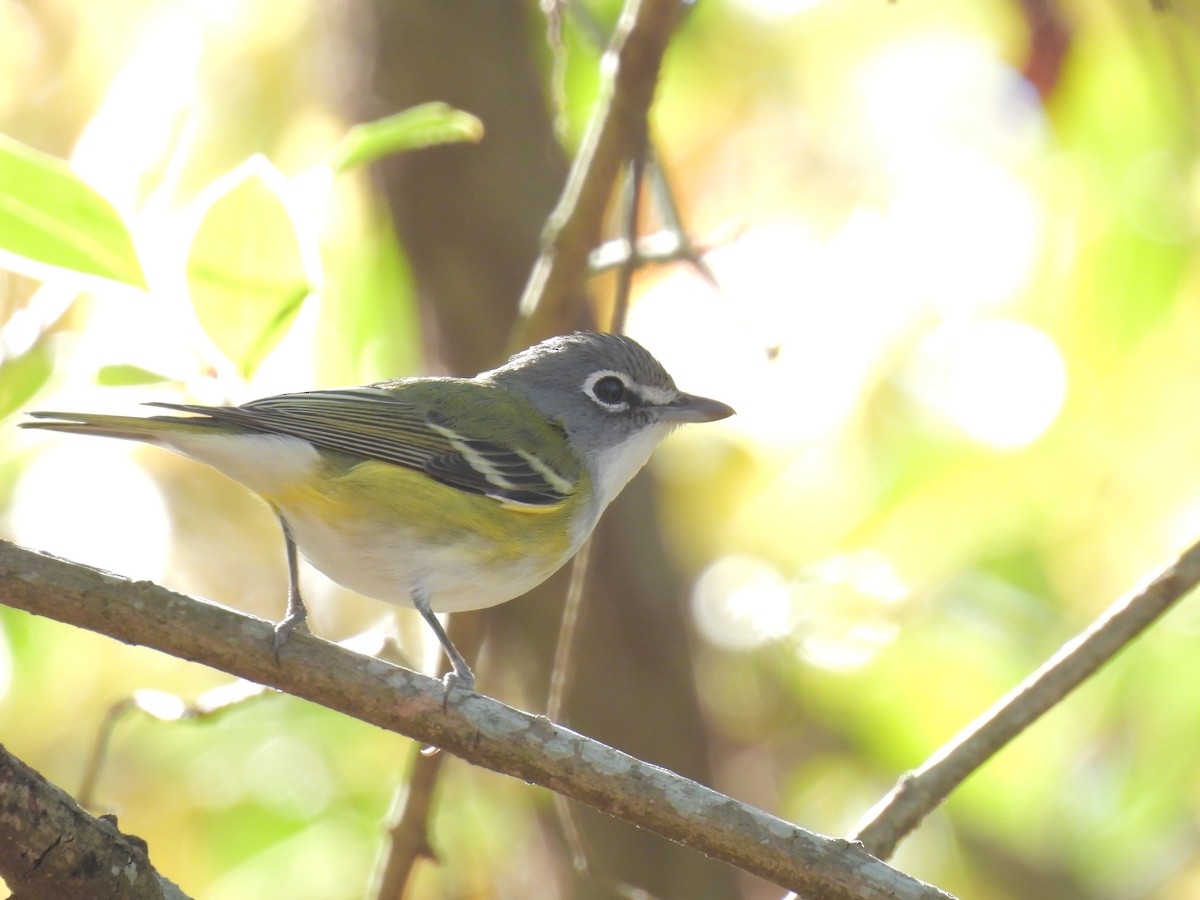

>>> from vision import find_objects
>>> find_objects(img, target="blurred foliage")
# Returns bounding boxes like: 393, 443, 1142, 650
326, 103, 484, 174
2, 0, 1200, 899
0, 133, 146, 289
184, 155, 312, 379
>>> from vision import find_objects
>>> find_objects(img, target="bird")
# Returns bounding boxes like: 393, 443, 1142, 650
23, 331, 734, 694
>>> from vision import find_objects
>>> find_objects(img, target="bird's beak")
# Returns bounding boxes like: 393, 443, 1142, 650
657, 392, 736, 424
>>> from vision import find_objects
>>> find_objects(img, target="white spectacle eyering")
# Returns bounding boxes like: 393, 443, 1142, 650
583, 370, 632, 410
583, 370, 680, 412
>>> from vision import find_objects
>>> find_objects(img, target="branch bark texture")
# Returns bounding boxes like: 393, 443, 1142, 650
0, 743, 188, 900
0, 541, 952, 900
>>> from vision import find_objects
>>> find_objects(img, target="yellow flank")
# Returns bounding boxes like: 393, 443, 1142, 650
267, 458, 581, 568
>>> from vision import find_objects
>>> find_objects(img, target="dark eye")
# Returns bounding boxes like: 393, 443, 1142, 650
591, 375, 628, 406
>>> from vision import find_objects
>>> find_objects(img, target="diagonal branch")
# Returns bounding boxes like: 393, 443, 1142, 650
0, 540, 952, 900
0, 743, 189, 900
852, 536, 1200, 860
514, 0, 689, 345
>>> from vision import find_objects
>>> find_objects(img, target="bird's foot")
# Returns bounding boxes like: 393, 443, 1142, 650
272, 610, 310, 661
440, 667, 475, 711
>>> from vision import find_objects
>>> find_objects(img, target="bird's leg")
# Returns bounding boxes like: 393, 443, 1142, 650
414, 590, 476, 701
273, 516, 310, 658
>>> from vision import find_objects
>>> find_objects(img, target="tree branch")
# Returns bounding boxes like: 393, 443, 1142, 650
0, 743, 188, 900
514, 0, 688, 344
0, 541, 952, 900
852, 536, 1200, 859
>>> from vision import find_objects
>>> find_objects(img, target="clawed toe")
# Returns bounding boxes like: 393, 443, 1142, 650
440, 669, 475, 710
272, 611, 310, 660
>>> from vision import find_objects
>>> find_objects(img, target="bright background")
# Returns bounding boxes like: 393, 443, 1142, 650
3, 1, 1200, 898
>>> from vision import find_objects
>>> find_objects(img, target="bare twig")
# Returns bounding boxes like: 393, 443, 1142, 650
610, 146, 648, 335
643, 149, 720, 286
79, 680, 267, 810
370, 749, 446, 896
588, 227, 720, 279
368, 613, 484, 900
0, 540, 952, 900
514, 0, 689, 346
0, 743, 189, 900
515, 2, 692, 893
547, 539, 593, 723
543, 141, 646, 891
852, 536, 1200, 860
547, 541, 594, 881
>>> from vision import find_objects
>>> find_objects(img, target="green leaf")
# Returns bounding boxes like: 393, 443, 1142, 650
96, 364, 173, 387
185, 156, 313, 379
327, 103, 484, 174
0, 133, 146, 289
0, 341, 53, 421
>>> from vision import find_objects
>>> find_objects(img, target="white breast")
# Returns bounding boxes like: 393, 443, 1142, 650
587, 422, 673, 515
278, 510, 566, 614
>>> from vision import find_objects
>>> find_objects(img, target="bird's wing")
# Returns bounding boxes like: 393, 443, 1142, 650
148, 382, 580, 507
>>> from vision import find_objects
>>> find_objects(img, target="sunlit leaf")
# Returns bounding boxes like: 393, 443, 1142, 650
327, 103, 484, 174
96, 364, 173, 387
316, 205, 420, 386
0, 133, 146, 289
0, 341, 52, 420
185, 156, 313, 379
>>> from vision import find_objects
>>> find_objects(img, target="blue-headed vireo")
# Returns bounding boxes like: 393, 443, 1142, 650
23, 331, 734, 693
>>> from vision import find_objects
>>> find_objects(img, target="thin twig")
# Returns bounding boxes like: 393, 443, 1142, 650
546, 542, 598, 884
514, 0, 690, 346
370, 751, 445, 896
79, 681, 268, 810
643, 149, 720, 286
544, 142, 644, 888
0, 540, 953, 900
588, 228, 721, 278
78, 698, 137, 811
851, 536, 1200, 860
610, 148, 648, 335
517, 2, 683, 893
547, 539, 593, 722
369, 612, 485, 899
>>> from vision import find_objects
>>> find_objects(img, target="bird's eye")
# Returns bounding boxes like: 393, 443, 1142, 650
590, 374, 628, 406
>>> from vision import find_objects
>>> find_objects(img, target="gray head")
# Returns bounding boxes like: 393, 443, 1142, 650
484, 332, 733, 509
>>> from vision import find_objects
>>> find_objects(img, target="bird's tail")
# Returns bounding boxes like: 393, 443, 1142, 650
21, 410, 230, 445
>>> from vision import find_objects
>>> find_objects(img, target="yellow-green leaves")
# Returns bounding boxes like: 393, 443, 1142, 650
328, 103, 484, 174
185, 156, 313, 379
184, 105, 483, 378
0, 104, 481, 385
0, 134, 146, 289
0, 341, 53, 421
95, 364, 173, 387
